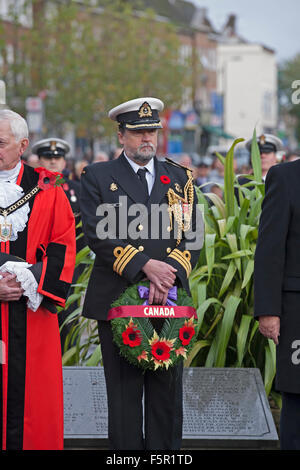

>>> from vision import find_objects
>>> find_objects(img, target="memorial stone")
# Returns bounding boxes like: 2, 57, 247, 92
63, 367, 279, 449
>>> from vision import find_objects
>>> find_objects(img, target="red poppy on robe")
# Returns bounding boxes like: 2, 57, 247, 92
35, 167, 63, 190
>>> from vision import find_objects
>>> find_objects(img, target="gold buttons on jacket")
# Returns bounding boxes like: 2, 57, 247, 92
166, 247, 172, 253
138, 246, 144, 251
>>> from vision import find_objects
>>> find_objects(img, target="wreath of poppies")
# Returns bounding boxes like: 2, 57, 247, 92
109, 281, 197, 371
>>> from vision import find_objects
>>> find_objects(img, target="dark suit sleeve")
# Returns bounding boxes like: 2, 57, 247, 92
254, 165, 291, 318
80, 165, 150, 283
165, 185, 203, 288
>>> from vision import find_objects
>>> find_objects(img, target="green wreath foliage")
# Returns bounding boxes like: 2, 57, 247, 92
110, 281, 197, 371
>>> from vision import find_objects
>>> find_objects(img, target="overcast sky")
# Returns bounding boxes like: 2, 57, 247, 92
192, 0, 300, 63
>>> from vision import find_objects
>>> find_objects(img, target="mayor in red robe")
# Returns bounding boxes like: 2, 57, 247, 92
0, 110, 76, 450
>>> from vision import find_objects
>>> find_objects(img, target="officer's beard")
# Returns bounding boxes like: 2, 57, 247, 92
133, 143, 156, 164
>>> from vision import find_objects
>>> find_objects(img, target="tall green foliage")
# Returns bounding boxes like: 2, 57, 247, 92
187, 131, 276, 397
61, 131, 277, 397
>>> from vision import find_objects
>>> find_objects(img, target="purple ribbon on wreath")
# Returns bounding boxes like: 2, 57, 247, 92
137, 285, 177, 306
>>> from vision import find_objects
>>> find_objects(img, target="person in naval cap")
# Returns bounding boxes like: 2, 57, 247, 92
80, 97, 203, 450
32, 137, 81, 214
32, 137, 86, 349
245, 133, 283, 181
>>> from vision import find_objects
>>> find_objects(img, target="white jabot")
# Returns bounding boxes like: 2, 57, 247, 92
0, 160, 22, 183
0, 162, 43, 310
0, 163, 30, 241
124, 153, 155, 194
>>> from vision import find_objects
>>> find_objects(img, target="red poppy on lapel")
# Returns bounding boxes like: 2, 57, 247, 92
160, 175, 170, 184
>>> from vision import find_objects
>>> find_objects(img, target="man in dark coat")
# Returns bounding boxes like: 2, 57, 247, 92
254, 156, 300, 449
80, 97, 203, 450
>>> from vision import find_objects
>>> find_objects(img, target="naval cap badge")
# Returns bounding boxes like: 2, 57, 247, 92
138, 102, 153, 119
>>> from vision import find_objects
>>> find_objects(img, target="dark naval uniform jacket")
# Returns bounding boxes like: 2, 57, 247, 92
254, 159, 300, 393
80, 152, 202, 320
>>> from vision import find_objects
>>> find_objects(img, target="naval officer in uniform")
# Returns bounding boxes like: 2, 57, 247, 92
31, 138, 81, 223
80, 97, 202, 450
32, 138, 86, 349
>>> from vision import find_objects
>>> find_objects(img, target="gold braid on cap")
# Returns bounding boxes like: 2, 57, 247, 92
167, 168, 194, 246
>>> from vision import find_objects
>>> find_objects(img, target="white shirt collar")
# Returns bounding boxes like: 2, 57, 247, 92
0, 160, 22, 184
124, 152, 155, 176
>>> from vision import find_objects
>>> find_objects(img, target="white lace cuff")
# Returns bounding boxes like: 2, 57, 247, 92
0, 261, 43, 312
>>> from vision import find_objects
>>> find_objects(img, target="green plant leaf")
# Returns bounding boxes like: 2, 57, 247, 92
184, 340, 211, 367
218, 261, 237, 298
224, 138, 245, 218
241, 259, 254, 289
222, 249, 253, 260
205, 233, 216, 281
214, 295, 241, 367
85, 345, 102, 366
250, 128, 262, 183
196, 297, 222, 335
236, 315, 253, 366
264, 339, 277, 396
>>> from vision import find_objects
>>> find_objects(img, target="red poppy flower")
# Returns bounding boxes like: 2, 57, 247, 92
35, 167, 63, 191
179, 325, 195, 346
151, 341, 171, 361
160, 175, 170, 184
122, 326, 142, 348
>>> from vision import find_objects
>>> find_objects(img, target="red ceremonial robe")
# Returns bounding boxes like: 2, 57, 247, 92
0, 162, 76, 450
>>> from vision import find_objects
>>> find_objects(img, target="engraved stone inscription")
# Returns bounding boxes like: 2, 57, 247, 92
63, 367, 107, 437
63, 367, 278, 445
182, 369, 270, 437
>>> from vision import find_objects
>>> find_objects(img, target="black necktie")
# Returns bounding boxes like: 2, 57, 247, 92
137, 168, 149, 202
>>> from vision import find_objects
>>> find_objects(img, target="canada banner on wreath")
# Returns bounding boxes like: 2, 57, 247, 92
108, 281, 198, 371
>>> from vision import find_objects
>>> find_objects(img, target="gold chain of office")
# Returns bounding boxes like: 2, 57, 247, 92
0, 185, 40, 218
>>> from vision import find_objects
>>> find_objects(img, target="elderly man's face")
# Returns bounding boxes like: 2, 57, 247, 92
0, 120, 28, 171
118, 129, 158, 165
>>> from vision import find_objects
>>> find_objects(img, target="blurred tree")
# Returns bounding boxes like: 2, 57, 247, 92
0, 0, 195, 141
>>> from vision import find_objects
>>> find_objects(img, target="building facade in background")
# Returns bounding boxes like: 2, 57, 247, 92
0, 0, 280, 159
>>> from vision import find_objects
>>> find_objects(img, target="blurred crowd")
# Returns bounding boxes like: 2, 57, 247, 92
22, 145, 300, 200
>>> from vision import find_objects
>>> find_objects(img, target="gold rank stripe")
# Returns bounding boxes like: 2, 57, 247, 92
113, 245, 140, 275
125, 121, 162, 129
168, 249, 192, 277
113, 244, 133, 273
118, 246, 140, 275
